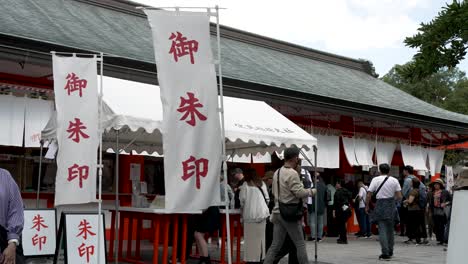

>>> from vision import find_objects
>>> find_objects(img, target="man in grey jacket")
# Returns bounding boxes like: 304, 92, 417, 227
264, 147, 316, 264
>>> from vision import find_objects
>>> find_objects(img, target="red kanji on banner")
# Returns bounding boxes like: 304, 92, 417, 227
67, 118, 90, 143
67, 164, 89, 188
177, 92, 207, 126
32, 234, 47, 251
76, 219, 96, 240
31, 214, 48, 232
65, 73, 87, 97
181, 156, 209, 189
78, 243, 95, 263
169, 31, 199, 64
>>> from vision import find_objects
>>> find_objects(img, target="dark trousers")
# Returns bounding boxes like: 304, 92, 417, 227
407, 210, 426, 242
336, 209, 348, 241
399, 206, 408, 235
433, 214, 447, 243
326, 205, 337, 237
266, 219, 298, 264
357, 208, 371, 236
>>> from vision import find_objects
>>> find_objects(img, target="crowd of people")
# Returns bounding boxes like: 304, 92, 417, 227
205, 153, 455, 263
0, 148, 459, 264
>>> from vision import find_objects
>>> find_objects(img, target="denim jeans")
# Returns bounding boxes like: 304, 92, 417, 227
378, 219, 394, 256
264, 214, 309, 264
357, 208, 371, 236
308, 211, 324, 239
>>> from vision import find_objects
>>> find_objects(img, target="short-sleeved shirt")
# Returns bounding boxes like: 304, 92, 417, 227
408, 189, 420, 211
368, 175, 401, 199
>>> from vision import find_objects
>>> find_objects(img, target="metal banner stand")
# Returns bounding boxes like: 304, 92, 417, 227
137, 5, 232, 264
50, 51, 106, 264
36, 140, 44, 208
215, 5, 233, 264
97, 52, 104, 264
300, 145, 319, 263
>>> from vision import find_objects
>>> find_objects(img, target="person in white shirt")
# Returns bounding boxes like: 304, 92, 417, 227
366, 163, 402, 261
239, 169, 270, 263
355, 180, 371, 238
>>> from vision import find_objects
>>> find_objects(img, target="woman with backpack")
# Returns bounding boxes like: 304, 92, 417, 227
404, 178, 428, 244
239, 169, 271, 264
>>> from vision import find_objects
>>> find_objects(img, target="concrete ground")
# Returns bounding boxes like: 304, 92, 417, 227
27, 234, 447, 264
302, 235, 446, 264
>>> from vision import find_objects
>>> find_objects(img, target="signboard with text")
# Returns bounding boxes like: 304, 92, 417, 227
52, 55, 99, 206
53, 212, 106, 264
22, 209, 57, 257
145, 10, 222, 211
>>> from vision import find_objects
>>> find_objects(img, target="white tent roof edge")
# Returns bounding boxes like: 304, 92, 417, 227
41, 76, 316, 156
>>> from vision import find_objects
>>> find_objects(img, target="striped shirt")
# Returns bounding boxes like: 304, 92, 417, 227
0, 168, 24, 241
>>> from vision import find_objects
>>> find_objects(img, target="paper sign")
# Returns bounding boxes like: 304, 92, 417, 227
130, 163, 141, 181
64, 213, 106, 264
22, 209, 57, 257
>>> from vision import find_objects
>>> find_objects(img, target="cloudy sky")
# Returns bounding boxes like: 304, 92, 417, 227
134, 0, 468, 76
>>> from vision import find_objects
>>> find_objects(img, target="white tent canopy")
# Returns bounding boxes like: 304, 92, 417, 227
41, 76, 316, 155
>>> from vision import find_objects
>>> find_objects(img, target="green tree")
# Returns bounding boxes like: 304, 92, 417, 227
402, 0, 468, 79
382, 64, 467, 109
444, 78, 468, 114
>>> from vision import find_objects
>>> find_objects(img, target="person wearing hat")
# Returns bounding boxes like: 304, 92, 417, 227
429, 178, 452, 245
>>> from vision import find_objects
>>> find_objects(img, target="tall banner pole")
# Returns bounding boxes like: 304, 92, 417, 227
313, 145, 318, 263
215, 6, 233, 264
97, 52, 104, 264
114, 130, 120, 264
36, 140, 44, 208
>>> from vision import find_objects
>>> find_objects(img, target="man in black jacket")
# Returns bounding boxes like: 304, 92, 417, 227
333, 180, 352, 244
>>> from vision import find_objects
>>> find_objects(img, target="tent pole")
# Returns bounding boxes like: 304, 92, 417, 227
216, 6, 232, 264
299, 147, 319, 262
313, 145, 318, 263
97, 53, 104, 264
114, 130, 120, 264
36, 141, 44, 208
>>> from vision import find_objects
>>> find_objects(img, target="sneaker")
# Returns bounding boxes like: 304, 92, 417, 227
379, 255, 391, 261
365, 235, 372, 239
404, 239, 414, 244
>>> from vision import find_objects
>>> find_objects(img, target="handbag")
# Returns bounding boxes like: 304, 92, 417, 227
277, 167, 303, 221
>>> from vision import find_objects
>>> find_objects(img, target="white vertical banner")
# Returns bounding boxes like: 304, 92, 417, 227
446, 166, 454, 193
145, 10, 222, 211
53, 55, 99, 206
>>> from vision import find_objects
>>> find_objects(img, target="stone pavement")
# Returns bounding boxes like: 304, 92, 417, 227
27, 234, 447, 264
296, 235, 446, 264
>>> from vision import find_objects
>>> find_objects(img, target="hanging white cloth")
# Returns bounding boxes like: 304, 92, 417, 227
354, 139, 374, 166
0, 95, 25, 147
428, 149, 445, 175
316, 134, 340, 168
400, 144, 428, 171
24, 98, 54, 147
342, 137, 359, 166
252, 153, 272, 164
376, 142, 397, 165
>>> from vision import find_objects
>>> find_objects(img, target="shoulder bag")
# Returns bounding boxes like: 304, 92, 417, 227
277, 167, 304, 221
369, 176, 389, 210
